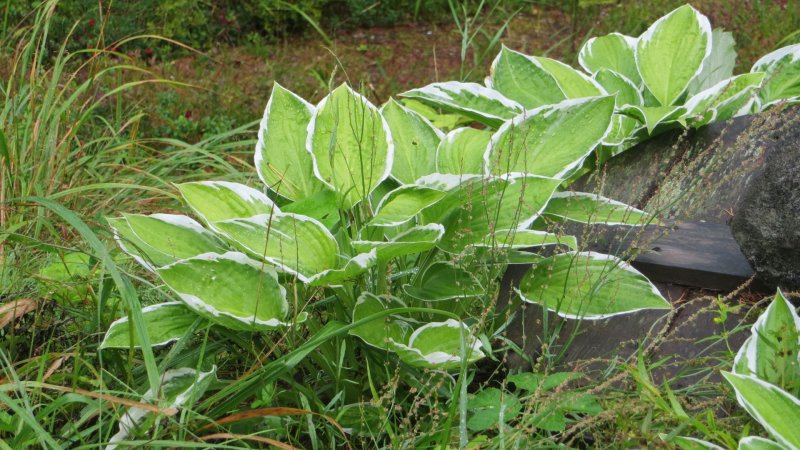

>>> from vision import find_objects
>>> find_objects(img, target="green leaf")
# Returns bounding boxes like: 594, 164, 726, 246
489, 45, 567, 109
738, 436, 785, 450
401, 98, 472, 130
212, 213, 339, 282
466, 388, 522, 432
733, 289, 800, 394
335, 403, 387, 438
391, 319, 486, 370
687, 29, 737, 95
542, 192, 656, 225
508, 372, 580, 392
177, 181, 278, 224
685, 73, 765, 126
471, 229, 577, 250
485, 96, 615, 178
101, 302, 201, 349
352, 224, 444, 261
349, 293, 411, 350
281, 189, 339, 229
620, 104, 687, 134
255, 83, 326, 200
309, 83, 392, 209
156, 252, 292, 331
436, 127, 492, 175
308, 250, 378, 286
434, 174, 562, 252
403, 261, 483, 302
110, 366, 216, 446
381, 99, 443, 184
371, 184, 448, 227
533, 56, 606, 99
594, 69, 644, 107
579, 33, 641, 85
636, 5, 712, 106
517, 251, 670, 319
109, 214, 227, 269
591, 71, 644, 146
602, 114, 643, 147
400, 81, 523, 127
723, 372, 800, 450
751, 44, 800, 107
36, 252, 94, 305
561, 392, 602, 414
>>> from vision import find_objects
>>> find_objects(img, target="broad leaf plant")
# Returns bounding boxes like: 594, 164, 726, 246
102, 3, 800, 440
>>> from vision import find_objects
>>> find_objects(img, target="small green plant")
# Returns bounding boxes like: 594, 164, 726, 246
402, 4, 800, 164
662, 290, 800, 450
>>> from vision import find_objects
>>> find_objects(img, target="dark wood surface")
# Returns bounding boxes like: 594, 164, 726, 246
628, 222, 754, 291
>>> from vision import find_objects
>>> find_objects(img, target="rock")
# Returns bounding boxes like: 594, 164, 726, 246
572, 105, 800, 289
731, 124, 800, 290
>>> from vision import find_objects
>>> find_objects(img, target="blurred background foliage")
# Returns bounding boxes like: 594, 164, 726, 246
1, 0, 798, 159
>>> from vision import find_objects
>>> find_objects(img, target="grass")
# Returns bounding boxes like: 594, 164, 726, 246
1, 0, 797, 448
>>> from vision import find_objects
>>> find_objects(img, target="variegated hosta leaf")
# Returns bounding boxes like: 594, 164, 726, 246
593, 70, 644, 145
436, 127, 492, 175
255, 83, 327, 201
542, 192, 656, 226
489, 45, 567, 109
684, 73, 765, 127
307, 249, 378, 287
738, 436, 786, 450
751, 44, 800, 107
532, 55, 606, 100
401, 98, 472, 130
157, 252, 294, 331
579, 33, 641, 85
108, 366, 216, 449
517, 251, 670, 319
381, 99, 444, 184
723, 372, 800, 450
212, 213, 339, 282
471, 229, 577, 251
733, 289, 800, 394
109, 214, 227, 270
484, 96, 616, 178
687, 29, 737, 95
282, 189, 339, 229
371, 184, 448, 227
177, 181, 278, 224
620, 104, 687, 134
594, 69, 644, 107
603, 115, 642, 148
101, 302, 200, 349
399, 81, 523, 128
308, 84, 392, 209
352, 224, 444, 261
391, 320, 486, 370
433, 174, 562, 252
636, 4, 712, 106
350, 293, 411, 350
403, 261, 483, 302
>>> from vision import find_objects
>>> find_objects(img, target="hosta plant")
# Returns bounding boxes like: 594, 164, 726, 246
104, 80, 672, 439
403, 4, 800, 165
663, 290, 800, 450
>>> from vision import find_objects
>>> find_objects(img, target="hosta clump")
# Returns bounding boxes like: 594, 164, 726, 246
664, 290, 800, 450
106, 80, 670, 373
403, 4, 800, 163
